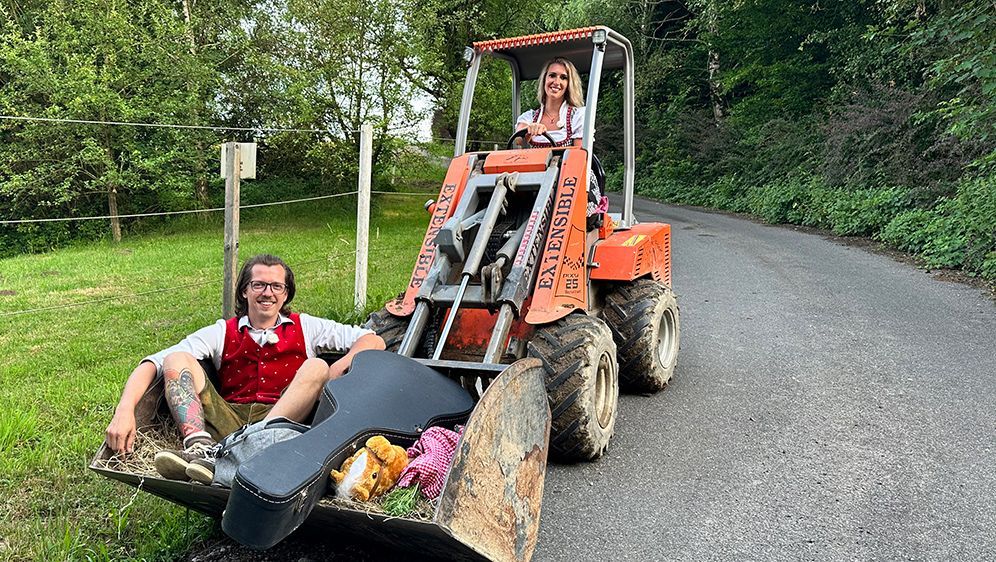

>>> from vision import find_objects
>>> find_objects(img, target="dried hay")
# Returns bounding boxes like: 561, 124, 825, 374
91, 423, 182, 477
92, 422, 437, 522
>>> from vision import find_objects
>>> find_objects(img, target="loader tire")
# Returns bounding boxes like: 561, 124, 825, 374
527, 314, 618, 462
603, 278, 680, 393
364, 307, 410, 352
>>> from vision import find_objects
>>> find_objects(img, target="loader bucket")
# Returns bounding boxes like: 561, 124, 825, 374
90, 357, 551, 562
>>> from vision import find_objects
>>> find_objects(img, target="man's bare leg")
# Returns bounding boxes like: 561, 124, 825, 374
265, 358, 334, 423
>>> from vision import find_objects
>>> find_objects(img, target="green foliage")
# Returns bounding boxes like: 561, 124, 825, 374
908, 1, 996, 165
404, 0, 549, 141
381, 484, 423, 517
879, 175, 995, 270
740, 175, 826, 226
0, 0, 441, 254
951, 175, 996, 271
0, 195, 425, 559
881, 208, 934, 253
827, 187, 907, 236
981, 251, 996, 282
0, 0, 220, 250
621, 0, 991, 284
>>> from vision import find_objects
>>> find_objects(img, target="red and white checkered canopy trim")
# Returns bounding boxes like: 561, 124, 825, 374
473, 27, 599, 52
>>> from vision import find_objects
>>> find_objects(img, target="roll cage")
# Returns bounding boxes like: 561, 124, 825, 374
453, 26, 637, 228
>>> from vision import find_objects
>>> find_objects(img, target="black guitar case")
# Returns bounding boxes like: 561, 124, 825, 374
221, 350, 474, 549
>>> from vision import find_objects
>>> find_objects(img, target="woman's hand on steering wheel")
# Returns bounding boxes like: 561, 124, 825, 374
507, 127, 557, 149
525, 122, 547, 138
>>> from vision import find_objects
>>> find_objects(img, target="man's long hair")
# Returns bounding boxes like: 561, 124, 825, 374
536, 57, 585, 109
234, 254, 295, 317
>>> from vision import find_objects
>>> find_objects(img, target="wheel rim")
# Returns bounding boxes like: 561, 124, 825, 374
656, 306, 678, 368
595, 350, 615, 429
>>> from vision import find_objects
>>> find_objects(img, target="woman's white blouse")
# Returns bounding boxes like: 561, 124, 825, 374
516, 103, 585, 145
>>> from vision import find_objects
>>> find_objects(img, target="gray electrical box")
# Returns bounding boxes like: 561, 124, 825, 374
220, 142, 257, 179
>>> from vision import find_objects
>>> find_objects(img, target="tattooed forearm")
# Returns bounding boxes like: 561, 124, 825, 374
164, 368, 205, 436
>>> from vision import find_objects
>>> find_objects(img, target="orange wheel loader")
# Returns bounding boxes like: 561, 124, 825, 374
91, 26, 680, 562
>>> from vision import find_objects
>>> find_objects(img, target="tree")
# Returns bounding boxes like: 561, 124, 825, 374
0, 0, 214, 249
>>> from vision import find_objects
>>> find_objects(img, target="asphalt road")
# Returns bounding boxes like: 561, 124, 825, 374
534, 198, 996, 561
186, 199, 996, 561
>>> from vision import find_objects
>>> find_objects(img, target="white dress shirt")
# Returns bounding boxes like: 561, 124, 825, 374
142, 313, 373, 374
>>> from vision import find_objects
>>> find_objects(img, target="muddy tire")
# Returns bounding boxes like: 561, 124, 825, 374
527, 314, 618, 462
364, 307, 410, 352
603, 278, 680, 393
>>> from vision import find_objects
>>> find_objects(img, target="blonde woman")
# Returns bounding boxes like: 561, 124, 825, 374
515, 57, 606, 222
516, 57, 585, 147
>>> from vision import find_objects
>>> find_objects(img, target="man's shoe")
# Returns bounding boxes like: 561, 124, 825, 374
186, 456, 215, 485
154, 436, 217, 481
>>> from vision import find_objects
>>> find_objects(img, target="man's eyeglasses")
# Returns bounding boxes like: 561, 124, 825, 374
247, 281, 287, 294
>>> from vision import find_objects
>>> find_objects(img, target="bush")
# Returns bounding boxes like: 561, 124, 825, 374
952, 175, 996, 271
901, 176, 996, 271
919, 200, 966, 268
828, 187, 907, 236
743, 181, 801, 224
741, 175, 827, 225
639, 174, 715, 207
982, 252, 996, 283
709, 175, 747, 210
796, 183, 836, 229
881, 209, 935, 253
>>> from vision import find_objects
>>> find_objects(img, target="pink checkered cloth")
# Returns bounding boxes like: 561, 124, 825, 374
396, 426, 463, 500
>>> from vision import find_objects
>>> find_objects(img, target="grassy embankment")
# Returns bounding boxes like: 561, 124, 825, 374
640, 173, 996, 290
0, 193, 431, 561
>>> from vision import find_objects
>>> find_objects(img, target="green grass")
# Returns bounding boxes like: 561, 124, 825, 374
0, 193, 432, 561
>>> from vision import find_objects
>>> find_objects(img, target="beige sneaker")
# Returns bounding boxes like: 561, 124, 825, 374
186, 456, 215, 485
154, 436, 217, 481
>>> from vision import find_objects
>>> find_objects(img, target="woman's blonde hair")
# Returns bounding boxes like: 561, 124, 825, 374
536, 57, 585, 108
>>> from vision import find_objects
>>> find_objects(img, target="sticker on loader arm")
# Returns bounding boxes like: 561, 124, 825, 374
525, 149, 590, 325
388, 155, 471, 316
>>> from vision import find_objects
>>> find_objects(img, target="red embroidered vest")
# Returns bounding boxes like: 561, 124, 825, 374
529, 105, 576, 147
219, 313, 308, 404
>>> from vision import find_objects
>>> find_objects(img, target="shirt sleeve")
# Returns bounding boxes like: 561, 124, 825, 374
142, 319, 226, 374
516, 108, 535, 127
299, 313, 375, 357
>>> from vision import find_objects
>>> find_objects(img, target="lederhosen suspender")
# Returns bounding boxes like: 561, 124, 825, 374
528, 106, 575, 147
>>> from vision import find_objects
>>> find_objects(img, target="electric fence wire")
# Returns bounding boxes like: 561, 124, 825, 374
0, 191, 361, 224
371, 190, 436, 196
0, 114, 503, 145
0, 114, 485, 142
0, 246, 372, 318
0, 279, 219, 318
429, 136, 505, 145
0, 114, 359, 135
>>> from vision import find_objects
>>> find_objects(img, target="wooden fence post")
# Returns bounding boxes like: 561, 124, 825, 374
222, 142, 241, 319
354, 124, 372, 314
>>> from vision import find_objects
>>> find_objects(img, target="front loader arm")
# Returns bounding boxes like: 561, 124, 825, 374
387, 154, 475, 317
524, 148, 590, 325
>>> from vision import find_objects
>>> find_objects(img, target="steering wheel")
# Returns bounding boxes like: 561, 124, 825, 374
506, 128, 557, 149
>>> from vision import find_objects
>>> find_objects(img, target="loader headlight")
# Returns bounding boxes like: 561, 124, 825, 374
592, 29, 607, 44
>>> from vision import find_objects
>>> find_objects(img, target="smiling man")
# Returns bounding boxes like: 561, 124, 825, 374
105, 254, 385, 483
